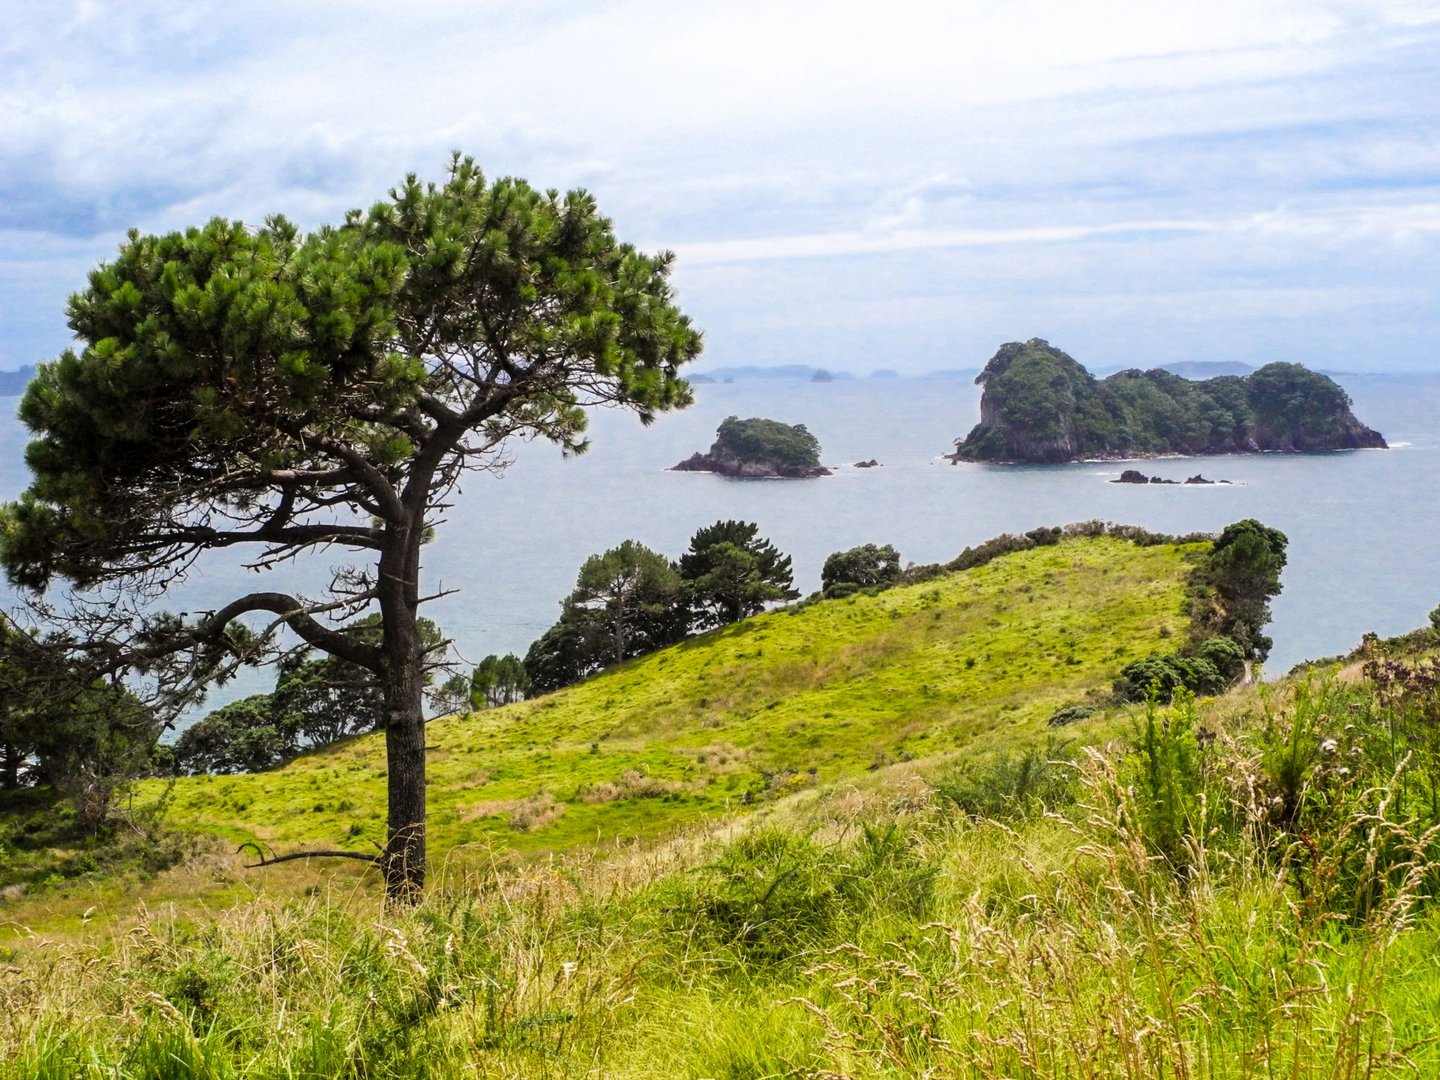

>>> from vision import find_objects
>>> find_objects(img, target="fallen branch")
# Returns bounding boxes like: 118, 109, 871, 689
237, 840, 381, 868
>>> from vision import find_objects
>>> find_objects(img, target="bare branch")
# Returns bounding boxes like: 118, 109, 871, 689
195, 592, 385, 671
238, 841, 381, 868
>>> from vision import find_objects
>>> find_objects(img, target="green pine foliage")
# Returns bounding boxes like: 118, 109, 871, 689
679, 519, 799, 627
0, 154, 705, 898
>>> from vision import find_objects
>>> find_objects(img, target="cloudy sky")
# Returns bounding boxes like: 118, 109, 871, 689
3, 0, 1439, 374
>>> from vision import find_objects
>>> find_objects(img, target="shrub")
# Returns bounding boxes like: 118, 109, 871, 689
1128, 689, 1215, 874
932, 743, 1078, 820
1194, 636, 1247, 682
1048, 704, 1096, 728
672, 829, 838, 966
1114, 653, 1226, 702
821, 543, 902, 595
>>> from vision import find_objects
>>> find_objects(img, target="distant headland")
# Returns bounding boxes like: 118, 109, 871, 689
0, 365, 36, 396
949, 339, 1386, 465
671, 416, 832, 478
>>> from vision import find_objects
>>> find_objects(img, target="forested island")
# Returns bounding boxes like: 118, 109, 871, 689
671, 415, 831, 477
950, 339, 1386, 464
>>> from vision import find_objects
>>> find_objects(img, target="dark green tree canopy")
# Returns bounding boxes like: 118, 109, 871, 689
0, 616, 161, 828
821, 543, 902, 595
470, 653, 531, 709
524, 521, 798, 694
0, 155, 702, 899
679, 520, 798, 628
570, 540, 684, 665
525, 541, 687, 693
712, 416, 822, 469
173, 695, 292, 776
524, 608, 606, 695
1200, 519, 1288, 662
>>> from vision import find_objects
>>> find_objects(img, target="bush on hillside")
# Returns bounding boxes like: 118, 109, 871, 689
821, 543, 902, 595
1195, 518, 1288, 661
932, 743, 1078, 820
1195, 636, 1247, 682
1114, 653, 1227, 703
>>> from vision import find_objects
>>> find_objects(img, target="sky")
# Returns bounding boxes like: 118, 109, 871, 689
2, 0, 1439, 375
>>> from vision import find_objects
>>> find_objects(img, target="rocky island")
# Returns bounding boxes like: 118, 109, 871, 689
950, 339, 1386, 464
671, 415, 832, 478
1112, 470, 1232, 485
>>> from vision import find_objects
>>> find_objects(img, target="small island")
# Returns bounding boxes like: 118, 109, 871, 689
949, 339, 1386, 464
671, 416, 832, 478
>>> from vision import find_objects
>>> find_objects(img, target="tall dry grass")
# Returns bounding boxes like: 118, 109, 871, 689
3, 673, 1439, 1078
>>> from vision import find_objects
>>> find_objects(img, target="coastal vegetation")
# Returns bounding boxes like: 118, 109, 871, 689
820, 542, 903, 596
952, 338, 1387, 463
2, 531, 1198, 901
4, 545, 1440, 1076
0, 155, 702, 900
524, 520, 800, 692
467, 653, 531, 710
671, 415, 831, 477
170, 616, 447, 775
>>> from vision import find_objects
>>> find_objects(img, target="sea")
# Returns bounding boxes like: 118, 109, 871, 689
2, 372, 1437, 718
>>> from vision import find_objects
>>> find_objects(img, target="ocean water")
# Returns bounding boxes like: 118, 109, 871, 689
1, 373, 1437, 710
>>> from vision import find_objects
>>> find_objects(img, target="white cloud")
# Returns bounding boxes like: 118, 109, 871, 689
2, 0, 1439, 370
673, 199, 1440, 265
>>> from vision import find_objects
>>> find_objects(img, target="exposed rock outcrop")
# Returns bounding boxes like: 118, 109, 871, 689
671, 452, 831, 479
1111, 470, 1233, 485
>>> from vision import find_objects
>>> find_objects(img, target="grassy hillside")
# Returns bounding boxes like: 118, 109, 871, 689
6, 535, 1440, 1077
153, 534, 1200, 865
5, 652, 1440, 1078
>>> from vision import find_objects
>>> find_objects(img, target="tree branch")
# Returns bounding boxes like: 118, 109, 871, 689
197, 592, 384, 671
238, 841, 381, 868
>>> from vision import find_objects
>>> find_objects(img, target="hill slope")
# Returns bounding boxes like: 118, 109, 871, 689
8, 627, 1440, 1079
155, 534, 1202, 861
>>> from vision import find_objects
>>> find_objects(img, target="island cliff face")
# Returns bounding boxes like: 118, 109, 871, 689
950, 340, 1386, 464
671, 416, 832, 478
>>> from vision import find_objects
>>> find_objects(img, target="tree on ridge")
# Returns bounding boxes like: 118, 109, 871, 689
680, 520, 798, 628
0, 155, 702, 901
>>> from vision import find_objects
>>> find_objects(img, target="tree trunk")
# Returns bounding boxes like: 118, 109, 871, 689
382, 655, 427, 902
613, 594, 628, 666
378, 520, 427, 904
1, 742, 18, 790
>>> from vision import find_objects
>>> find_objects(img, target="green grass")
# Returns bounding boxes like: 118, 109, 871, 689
6, 537, 1440, 1077
4, 675, 1439, 1078
149, 535, 1199, 865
